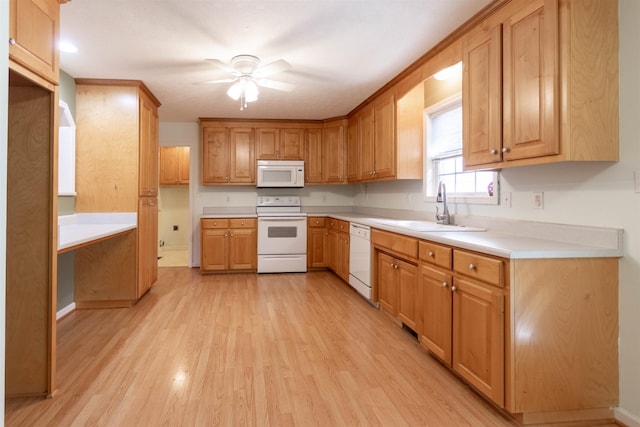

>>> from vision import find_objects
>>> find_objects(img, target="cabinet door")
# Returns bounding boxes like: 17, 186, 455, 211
229, 228, 256, 270
419, 264, 453, 365
376, 251, 397, 314
323, 124, 346, 183
452, 277, 505, 407
229, 127, 255, 184
178, 146, 190, 184
502, 0, 558, 161
337, 233, 350, 281
346, 118, 360, 182
256, 128, 280, 160
359, 106, 375, 180
139, 95, 158, 196
462, 24, 503, 167
327, 229, 339, 272
396, 258, 418, 331
9, 0, 59, 84
373, 95, 396, 180
305, 128, 323, 184
201, 229, 229, 271
307, 225, 327, 268
138, 198, 158, 297
202, 127, 229, 184
281, 128, 305, 160
159, 146, 180, 185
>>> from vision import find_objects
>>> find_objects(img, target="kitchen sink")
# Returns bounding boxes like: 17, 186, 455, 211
372, 218, 485, 232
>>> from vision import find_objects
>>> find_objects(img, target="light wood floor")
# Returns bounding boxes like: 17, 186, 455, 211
7, 268, 524, 426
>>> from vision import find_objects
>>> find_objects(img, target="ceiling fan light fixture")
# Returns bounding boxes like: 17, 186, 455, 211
227, 76, 260, 110
226, 82, 243, 101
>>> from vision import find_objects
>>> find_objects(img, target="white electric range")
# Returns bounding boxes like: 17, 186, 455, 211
256, 196, 307, 273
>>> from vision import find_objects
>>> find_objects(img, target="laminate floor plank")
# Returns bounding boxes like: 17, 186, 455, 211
6, 268, 523, 426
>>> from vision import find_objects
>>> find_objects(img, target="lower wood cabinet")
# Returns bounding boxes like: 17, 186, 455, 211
372, 229, 419, 330
307, 217, 328, 268
138, 197, 158, 297
200, 218, 256, 272
419, 243, 506, 407
327, 219, 349, 281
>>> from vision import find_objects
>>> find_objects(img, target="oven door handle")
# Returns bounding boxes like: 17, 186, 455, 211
258, 217, 307, 222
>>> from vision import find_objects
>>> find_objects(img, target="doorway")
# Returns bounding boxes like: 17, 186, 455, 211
158, 146, 190, 267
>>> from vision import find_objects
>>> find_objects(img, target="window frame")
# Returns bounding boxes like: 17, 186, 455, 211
422, 93, 499, 205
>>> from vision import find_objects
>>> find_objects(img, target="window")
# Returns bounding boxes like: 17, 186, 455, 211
423, 93, 498, 205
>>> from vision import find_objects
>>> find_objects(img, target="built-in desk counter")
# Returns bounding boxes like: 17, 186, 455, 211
58, 213, 137, 253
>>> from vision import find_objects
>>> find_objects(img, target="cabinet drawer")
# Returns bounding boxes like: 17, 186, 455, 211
308, 217, 327, 228
229, 218, 256, 229
328, 218, 349, 233
453, 249, 504, 288
372, 229, 418, 260
201, 218, 230, 229
419, 241, 452, 269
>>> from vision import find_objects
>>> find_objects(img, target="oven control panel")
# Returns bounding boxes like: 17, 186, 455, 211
257, 196, 301, 207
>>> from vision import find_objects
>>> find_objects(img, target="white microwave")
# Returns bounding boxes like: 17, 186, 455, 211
257, 160, 305, 188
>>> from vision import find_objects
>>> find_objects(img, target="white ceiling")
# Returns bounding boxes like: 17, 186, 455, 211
59, 0, 493, 122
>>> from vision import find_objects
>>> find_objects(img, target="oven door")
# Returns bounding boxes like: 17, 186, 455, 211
257, 216, 307, 255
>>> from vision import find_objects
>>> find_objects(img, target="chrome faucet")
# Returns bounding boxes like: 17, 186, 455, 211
435, 181, 450, 225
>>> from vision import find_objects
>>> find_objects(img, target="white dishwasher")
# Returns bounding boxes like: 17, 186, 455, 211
349, 223, 373, 302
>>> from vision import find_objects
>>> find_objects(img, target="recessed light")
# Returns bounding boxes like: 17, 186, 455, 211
59, 41, 78, 53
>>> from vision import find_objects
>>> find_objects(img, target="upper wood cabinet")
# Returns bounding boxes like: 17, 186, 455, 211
201, 122, 255, 185
462, 0, 618, 169
75, 80, 161, 212
160, 146, 190, 185
304, 128, 323, 184
9, 0, 60, 84
139, 92, 159, 197
322, 120, 347, 184
347, 93, 421, 183
256, 127, 304, 160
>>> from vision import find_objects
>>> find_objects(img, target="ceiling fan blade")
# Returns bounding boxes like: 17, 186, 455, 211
205, 58, 237, 74
255, 59, 291, 77
198, 78, 237, 85
256, 79, 296, 92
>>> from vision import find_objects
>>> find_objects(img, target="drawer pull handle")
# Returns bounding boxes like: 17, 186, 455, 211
428, 251, 434, 257
490, 149, 498, 155
502, 147, 510, 153
469, 263, 476, 270
451, 285, 457, 291
442, 282, 448, 288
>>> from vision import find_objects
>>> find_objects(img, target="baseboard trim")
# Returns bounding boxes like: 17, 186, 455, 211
616, 407, 640, 427
56, 302, 76, 320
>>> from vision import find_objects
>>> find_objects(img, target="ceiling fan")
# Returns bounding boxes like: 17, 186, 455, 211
204, 54, 296, 110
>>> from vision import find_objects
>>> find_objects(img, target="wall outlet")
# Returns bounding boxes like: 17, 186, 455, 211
532, 192, 544, 209
501, 191, 512, 208
173, 225, 178, 231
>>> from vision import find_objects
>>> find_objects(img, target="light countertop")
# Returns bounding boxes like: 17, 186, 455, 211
58, 213, 137, 253
307, 212, 623, 260
199, 208, 623, 259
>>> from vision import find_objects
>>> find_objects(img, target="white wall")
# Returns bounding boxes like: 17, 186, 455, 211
1, 0, 9, 422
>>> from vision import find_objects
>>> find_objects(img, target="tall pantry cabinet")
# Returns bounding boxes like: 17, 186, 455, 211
7, 0, 68, 398
74, 79, 161, 307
